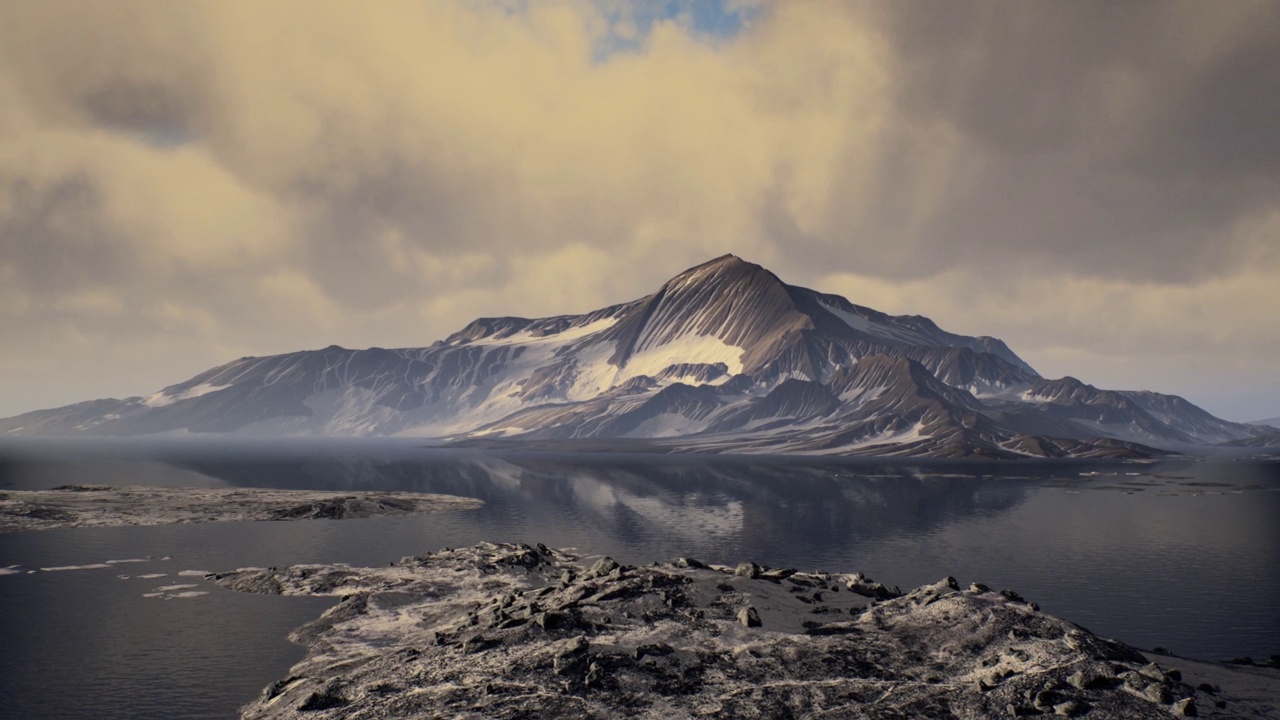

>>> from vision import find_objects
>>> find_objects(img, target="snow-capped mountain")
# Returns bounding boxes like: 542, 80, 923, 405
1, 255, 1268, 457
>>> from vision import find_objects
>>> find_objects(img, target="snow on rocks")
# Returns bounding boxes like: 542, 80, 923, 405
209, 542, 1273, 719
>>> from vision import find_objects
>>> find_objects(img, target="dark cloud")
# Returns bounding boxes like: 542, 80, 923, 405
1154, 27, 1280, 180
81, 78, 202, 143
877, 1, 1168, 152
872, 1, 1280, 164
0, 174, 129, 295
786, 0, 1280, 283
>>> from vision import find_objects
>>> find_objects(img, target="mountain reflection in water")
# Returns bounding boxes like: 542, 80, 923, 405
174, 449, 1036, 567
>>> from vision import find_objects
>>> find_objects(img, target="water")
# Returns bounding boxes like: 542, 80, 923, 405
1, 439, 1278, 719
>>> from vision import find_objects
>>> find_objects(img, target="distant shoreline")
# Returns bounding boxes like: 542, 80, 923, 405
0, 485, 482, 533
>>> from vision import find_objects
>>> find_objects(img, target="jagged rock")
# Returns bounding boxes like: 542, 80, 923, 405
208, 542, 1280, 720
633, 643, 674, 660
759, 567, 797, 581
1138, 662, 1167, 682
552, 636, 588, 658
1124, 672, 1172, 704
845, 572, 899, 600
1033, 689, 1058, 709
1052, 699, 1081, 716
586, 557, 620, 578
532, 609, 573, 627
296, 685, 347, 712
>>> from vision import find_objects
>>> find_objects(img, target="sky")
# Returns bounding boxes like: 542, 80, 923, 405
1, 0, 1278, 422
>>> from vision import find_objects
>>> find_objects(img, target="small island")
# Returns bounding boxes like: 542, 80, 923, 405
0, 485, 483, 533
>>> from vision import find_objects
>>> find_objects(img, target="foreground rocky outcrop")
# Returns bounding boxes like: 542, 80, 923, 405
211, 543, 1278, 719
0, 485, 482, 532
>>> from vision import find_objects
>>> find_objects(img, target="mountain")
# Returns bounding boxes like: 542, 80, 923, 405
1, 254, 1269, 457
1250, 416, 1280, 430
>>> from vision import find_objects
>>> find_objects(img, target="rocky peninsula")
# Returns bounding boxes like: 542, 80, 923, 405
211, 542, 1279, 719
0, 485, 482, 532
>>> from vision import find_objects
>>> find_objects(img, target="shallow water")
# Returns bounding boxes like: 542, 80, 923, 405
1, 439, 1277, 719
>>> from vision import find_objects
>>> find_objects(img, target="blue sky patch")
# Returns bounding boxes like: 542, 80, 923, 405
592, 0, 761, 61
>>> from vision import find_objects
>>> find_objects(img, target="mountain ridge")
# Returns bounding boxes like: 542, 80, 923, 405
1, 255, 1270, 458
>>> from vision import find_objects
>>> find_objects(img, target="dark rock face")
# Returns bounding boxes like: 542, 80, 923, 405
211, 542, 1250, 720
2, 254, 1268, 457
1026, 377, 1198, 444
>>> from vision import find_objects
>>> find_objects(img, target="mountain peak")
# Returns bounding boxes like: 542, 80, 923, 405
605, 255, 806, 364
658, 255, 798, 309
664, 253, 770, 289
704, 253, 747, 266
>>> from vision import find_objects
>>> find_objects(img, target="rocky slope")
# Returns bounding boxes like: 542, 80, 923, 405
211, 542, 1278, 719
2, 255, 1268, 457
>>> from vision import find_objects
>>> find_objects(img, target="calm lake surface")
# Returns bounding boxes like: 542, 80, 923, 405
1, 439, 1278, 719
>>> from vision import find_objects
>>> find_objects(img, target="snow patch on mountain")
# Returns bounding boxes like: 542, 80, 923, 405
969, 383, 1033, 401
460, 317, 619, 347
620, 334, 745, 380
727, 420, 928, 456
1072, 419, 1168, 446
822, 425, 924, 455
819, 301, 925, 345
305, 387, 404, 436
834, 384, 888, 405
142, 382, 227, 408
628, 412, 711, 438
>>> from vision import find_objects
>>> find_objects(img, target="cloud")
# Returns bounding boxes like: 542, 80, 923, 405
0, 0, 1276, 419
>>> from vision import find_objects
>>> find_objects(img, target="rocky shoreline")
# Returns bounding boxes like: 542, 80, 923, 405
0, 485, 482, 532
210, 542, 1279, 719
